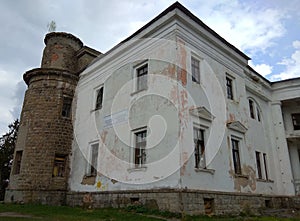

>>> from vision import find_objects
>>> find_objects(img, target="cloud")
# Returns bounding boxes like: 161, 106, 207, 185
194, 0, 287, 56
249, 61, 273, 77
271, 40, 300, 81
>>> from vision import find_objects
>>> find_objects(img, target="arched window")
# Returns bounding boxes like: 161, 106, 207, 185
248, 98, 261, 122
95, 87, 103, 110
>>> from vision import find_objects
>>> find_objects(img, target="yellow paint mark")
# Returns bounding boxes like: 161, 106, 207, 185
96, 181, 102, 188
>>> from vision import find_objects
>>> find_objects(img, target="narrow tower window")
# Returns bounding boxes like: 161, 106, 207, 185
13, 150, 23, 175
62, 97, 72, 118
53, 154, 66, 177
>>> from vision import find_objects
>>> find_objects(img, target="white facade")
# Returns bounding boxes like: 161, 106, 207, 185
69, 3, 300, 196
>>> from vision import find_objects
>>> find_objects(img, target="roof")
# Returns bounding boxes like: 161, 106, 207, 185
119, 1, 250, 60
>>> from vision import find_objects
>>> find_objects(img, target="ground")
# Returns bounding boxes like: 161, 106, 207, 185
0, 203, 299, 221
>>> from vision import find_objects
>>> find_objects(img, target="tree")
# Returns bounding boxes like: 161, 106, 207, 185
47, 20, 56, 32
0, 119, 19, 200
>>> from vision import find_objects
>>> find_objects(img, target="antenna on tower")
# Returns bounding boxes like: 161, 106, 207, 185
47, 20, 56, 32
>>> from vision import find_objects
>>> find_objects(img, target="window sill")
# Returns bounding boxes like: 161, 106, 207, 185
194, 168, 215, 174
227, 99, 239, 105
130, 88, 148, 96
90, 107, 102, 113
256, 178, 274, 183
234, 174, 249, 179
127, 166, 147, 173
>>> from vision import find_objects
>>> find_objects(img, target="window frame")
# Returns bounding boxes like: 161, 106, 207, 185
135, 63, 148, 92
263, 153, 269, 180
95, 86, 104, 110
61, 96, 72, 118
231, 138, 242, 175
132, 127, 147, 168
86, 142, 99, 177
191, 56, 200, 84
225, 74, 235, 100
13, 150, 23, 175
292, 113, 300, 130
52, 154, 67, 177
255, 151, 262, 179
193, 126, 206, 169
248, 98, 262, 122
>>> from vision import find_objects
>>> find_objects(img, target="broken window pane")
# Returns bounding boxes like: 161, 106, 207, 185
194, 127, 205, 169
134, 130, 147, 167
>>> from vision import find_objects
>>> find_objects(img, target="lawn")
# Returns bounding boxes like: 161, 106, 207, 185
0, 203, 299, 221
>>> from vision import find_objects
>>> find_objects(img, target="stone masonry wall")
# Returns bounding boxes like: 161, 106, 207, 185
66, 189, 298, 216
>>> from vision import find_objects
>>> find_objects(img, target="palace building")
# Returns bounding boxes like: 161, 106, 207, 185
6, 2, 300, 215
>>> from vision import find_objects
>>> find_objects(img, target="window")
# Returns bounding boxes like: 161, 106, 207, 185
88, 143, 99, 176
191, 57, 200, 83
231, 139, 241, 174
136, 64, 148, 91
61, 97, 72, 118
263, 153, 269, 180
226, 77, 233, 100
194, 127, 205, 168
134, 130, 147, 167
292, 114, 300, 130
249, 100, 255, 119
248, 98, 261, 122
52, 154, 66, 177
255, 151, 262, 179
95, 87, 103, 110
13, 150, 23, 175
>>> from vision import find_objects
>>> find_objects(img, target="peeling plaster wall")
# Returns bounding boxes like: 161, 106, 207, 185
69, 13, 297, 196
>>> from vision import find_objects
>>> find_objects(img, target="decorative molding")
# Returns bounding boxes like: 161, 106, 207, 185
227, 121, 247, 134
189, 106, 215, 122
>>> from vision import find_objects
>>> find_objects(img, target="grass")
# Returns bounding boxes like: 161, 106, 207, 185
0, 203, 299, 221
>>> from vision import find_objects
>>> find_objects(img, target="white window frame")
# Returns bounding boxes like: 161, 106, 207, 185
94, 85, 104, 111
225, 73, 236, 101
86, 141, 99, 176
229, 133, 246, 177
193, 123, 207, 169
133, 61, 148, 93
129, 126, 148, 170
191, 56, 200, 84
248, 97, 262, 122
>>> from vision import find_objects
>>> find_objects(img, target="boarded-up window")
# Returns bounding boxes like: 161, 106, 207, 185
13, 150, 23, 175
53, 154, 66, 177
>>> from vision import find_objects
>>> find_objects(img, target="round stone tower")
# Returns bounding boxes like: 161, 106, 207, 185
5, 32, 100, 205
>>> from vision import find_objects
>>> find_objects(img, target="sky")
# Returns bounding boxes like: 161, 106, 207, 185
1, 0, 300, 136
